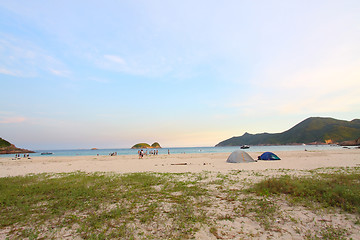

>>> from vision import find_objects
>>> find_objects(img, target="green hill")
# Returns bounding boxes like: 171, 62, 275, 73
215, 117, 360, 146
151, 142, 161, 148
0, 137, 35, 154
131, 143, 151, 149
131, 142, 162, 149
0, 138, 12, 148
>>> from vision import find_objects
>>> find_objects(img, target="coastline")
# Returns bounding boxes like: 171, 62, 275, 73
1, 148, 359, 177
0, 144, 344, 158
1, 148, 360, 239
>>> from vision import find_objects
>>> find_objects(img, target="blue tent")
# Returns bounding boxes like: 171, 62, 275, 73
258, 152, 280, 160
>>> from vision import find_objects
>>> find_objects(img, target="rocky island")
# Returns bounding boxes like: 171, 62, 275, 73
0, 137, 35, 154
131, 142, 162, 149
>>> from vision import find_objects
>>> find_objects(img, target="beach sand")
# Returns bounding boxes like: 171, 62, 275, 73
1, 148, 360, 239
1, 148, 359, 177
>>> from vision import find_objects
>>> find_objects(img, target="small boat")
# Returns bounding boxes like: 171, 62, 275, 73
240, 145, 250, 149
41, 152, 53, 155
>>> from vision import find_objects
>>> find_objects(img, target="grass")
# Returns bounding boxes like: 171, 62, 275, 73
305, 225, 349, 240
248, 168, 360, 214
1, 167, 360, 239
0, 172, 209, 239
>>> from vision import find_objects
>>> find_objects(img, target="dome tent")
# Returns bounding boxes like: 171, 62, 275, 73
258, 152, 281, 160
227, 150, 256, 163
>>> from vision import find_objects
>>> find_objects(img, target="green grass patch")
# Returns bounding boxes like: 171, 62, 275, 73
305, 224, 349, 240
2, 168, 359, 239
0, 172, 209, 239
248, 168, 360, 214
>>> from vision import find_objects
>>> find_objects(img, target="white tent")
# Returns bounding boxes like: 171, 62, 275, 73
226, 150, 256, 163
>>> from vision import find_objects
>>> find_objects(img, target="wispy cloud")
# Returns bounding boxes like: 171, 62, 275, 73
90, 53, 171, 78
88, 77, 110, 83
48, 68, 71, 77
0, 67, 18, 76
104, 54, 126, 65
0, 34, 70, 78
222, 53, 360, 118
0, 111, 27, 124
0, 116, 26, 124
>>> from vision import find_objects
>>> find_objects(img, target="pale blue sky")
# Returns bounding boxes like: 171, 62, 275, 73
1, 1, 359, 149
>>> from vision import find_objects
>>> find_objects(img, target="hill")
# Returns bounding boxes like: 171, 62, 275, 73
151, 142, 161, 148
0, 138, 12, 148
0, 137, 35, 154
215, 117, 360, 146
131, 142, 162, 149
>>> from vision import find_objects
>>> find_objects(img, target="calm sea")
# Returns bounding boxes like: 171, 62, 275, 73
0, 145, 343, 158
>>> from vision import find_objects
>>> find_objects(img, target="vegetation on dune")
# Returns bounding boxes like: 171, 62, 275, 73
1, 168, 359, 239
248, 168, 360, 214
0, 172, 208, 239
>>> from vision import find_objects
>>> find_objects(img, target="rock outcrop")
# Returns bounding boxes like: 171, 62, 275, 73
339, 137, 360, 146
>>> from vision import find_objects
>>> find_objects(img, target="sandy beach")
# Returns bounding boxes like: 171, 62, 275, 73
1, 148, 360, 239
1, 148, 359, 177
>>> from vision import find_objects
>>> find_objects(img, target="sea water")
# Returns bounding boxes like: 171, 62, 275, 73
0, 145, 343, 158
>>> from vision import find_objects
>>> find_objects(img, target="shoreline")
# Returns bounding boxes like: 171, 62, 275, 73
1, 148, 359, 178
1, 149, 360, 239
0, 144, 347, 158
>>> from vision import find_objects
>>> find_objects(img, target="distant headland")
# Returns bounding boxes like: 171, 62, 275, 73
0, 137, 35, 154
216, 117, 360, 147
131, 142, 162, 149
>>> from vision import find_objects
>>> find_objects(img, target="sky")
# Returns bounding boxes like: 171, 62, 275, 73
1, 0, 359, 150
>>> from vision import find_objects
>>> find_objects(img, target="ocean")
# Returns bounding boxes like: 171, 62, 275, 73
0, 145, 343, 158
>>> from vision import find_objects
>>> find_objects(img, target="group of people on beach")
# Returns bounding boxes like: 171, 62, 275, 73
138, 149, 159, 158
15, 154, 30, 158
13, 153, 31, 160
